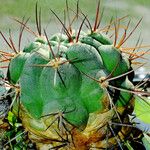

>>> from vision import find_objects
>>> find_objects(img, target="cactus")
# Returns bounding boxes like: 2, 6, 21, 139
0, 1, 150, 150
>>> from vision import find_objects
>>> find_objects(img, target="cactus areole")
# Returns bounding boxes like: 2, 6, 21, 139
1, 1, 150, 150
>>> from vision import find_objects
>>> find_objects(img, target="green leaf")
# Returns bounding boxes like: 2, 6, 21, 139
125, 140, 134, 150
15, 130, 23, 143
7, 111, 17, 126
134, 96, 150, 124
142, 134, 150, 150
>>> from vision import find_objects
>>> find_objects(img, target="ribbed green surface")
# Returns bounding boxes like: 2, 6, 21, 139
8, 31, 133, 127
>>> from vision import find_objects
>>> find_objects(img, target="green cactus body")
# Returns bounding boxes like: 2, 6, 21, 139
20, 52, 49, 118
89, 32, 113, 45
7, 52, 30, 84
80, 35, 102, 49
98, 45, 128, 74
80, 72, 106, 113
5, 28, 137, 150
66, 43, 104, 74
52, 44, 68, 57
40, 58, 89, 127
50, 33, 67, 42
20, 31, 132, 125
3, 3, 148, 148
23, 42, 42, 53
116, 77, 134, 107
